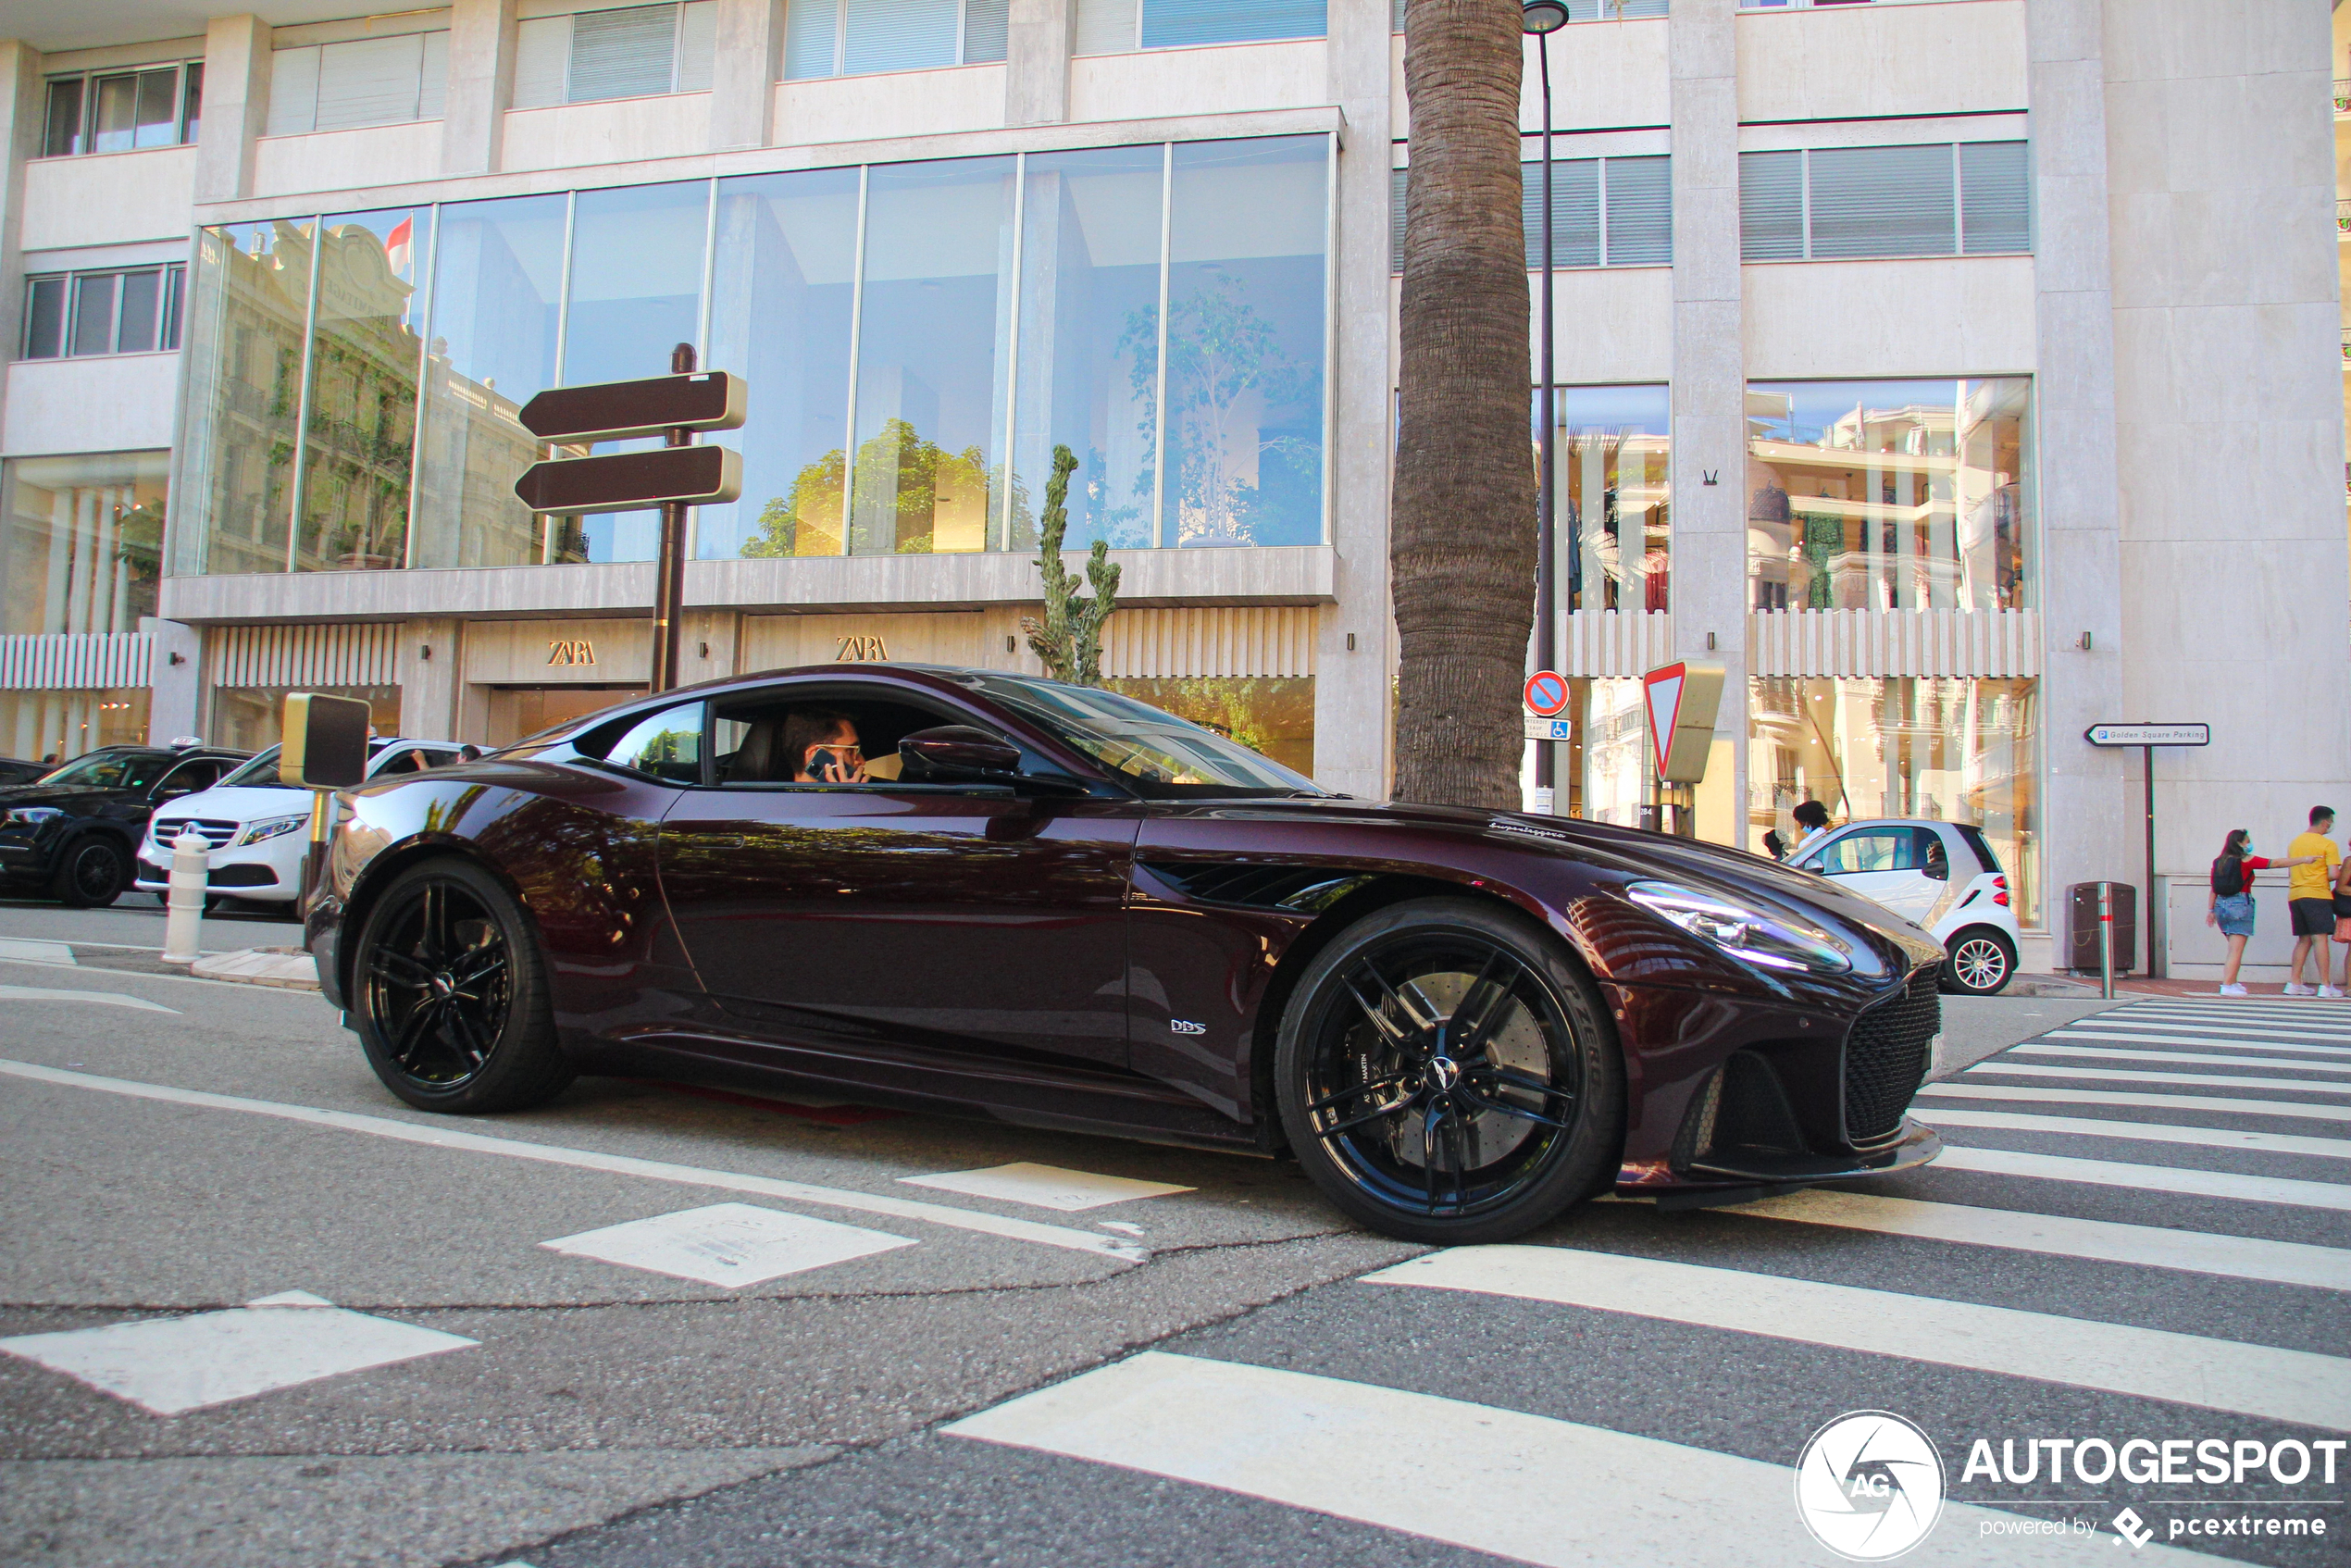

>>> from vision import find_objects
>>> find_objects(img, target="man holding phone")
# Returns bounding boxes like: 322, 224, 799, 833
785, 708, 869, 784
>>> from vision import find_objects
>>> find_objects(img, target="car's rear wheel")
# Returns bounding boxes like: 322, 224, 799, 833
52, 838, 127, 908
1943, 927, 2016, 996
1273, 898, 1623, 1245
352, 857, 570, 1113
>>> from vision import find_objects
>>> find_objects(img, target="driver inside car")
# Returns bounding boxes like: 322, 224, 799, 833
786, 709, 867, 783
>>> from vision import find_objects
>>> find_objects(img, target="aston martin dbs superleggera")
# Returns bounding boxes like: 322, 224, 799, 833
305, 664, 1944, 1243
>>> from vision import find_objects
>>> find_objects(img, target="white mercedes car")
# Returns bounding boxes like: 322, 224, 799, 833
1788, 817, 2022, 995
135, 738, 468, 906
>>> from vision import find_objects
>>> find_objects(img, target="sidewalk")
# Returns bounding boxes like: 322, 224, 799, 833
2015, 972, 2348, 1000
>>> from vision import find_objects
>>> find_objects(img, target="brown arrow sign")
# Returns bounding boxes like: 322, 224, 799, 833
518, 371, 747, 442
514, 445, 742, 515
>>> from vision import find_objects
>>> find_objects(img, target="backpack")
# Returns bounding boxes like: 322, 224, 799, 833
2211, 854, 2246, 897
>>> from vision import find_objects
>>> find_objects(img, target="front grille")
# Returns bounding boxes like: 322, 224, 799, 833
208, 864, 279, 888
1842, 964, 1939, 1150
152, 817, 238, 851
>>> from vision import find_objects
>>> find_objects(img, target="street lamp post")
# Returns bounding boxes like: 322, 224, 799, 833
1523, 0, 1568, 813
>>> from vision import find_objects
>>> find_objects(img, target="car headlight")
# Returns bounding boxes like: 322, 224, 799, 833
238, 813, 310, 846
1624, 879, 1853, 975
5, 806, 63, 826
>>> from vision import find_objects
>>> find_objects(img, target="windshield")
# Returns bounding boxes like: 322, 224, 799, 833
39, 751, 175, 791
218, 746, 286, 788
958, 673, 1324, 798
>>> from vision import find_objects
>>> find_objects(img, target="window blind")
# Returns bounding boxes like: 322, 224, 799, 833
418, 32, 448, 116
1522, 157, 1599, 269
1075, 0, 1138, 54
568, 4, 679, 101
1602, 154, 1671, 265
1959, 140, 2029, 254
1737, 149, 1804, 260
1805, 143, 1952, 258
678, 0, 718, 89
315, 35, 429, 131
1139, 0, 1325, 49
1389, 167, 1407, 273
844, 0, 958, 75
512, 16, 571, 105
266, 46, 323, 134
783, 0, 838, 78
963, 0, 1010, 62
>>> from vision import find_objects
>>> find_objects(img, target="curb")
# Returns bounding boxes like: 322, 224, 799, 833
190, 947, 322, 991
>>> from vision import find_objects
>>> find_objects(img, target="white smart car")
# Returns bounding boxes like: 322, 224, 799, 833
1788, 816, 2022, 995
134, 738, 467, 906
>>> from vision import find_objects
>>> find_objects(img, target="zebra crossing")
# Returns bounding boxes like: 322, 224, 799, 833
643, 996, 2340, 1568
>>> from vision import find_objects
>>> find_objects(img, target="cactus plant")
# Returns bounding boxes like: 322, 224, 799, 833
1021, 444, 1119, 686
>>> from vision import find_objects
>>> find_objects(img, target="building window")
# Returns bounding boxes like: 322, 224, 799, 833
0, 691, 151, 764
1542, 385, 1670, 614
513, 2, 718, 106
785, 0, 1009, 77
174, 220, 317, 578
1739, 142, 2030, 261
1746, 379, 2032, 613
0, 452, 167, 636
267, 32, 449, 134
295, 210, 431, 573
1076, 0, 1324, 55
209, 685, 400, 751
23, 266, 186, 359
1395, 0, 1661, 31
1749, 675, 2041, 927
41, 64, 202, 156
1391, 156, 1672, 273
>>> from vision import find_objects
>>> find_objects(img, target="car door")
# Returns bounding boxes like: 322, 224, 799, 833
656, 684, 1140, 1071
1803, 827, 1939, 924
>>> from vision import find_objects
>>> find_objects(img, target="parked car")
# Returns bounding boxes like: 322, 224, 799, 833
305, 665, 1947, 1245
0, 742, 252, 907
0, 756, 51, 786
135, 738, 469, 908
1788, 817, 2021, 995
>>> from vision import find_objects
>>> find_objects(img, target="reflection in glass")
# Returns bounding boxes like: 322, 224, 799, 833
850, 157, 1014, 555
296, 208, 429, 571
1162, 137, 1325, 547
414, 193, 566, 569
1542, 384, 1668, 613
0, 452, 167, 636
1746, 379, 2032, 612
174, 220, 316, 576
210, 684, 402, 752
704, 167, 859, 558
1102, 676, 1313, 778
0, 689, 150, 764
1009, 145, 1164, 552
1748, 675, 2040, 925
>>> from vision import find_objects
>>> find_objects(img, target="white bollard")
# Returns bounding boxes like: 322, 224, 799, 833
161, 829, 208, 965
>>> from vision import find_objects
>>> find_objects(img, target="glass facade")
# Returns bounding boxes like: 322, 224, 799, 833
1745, 379, 2032, 612
1544, 384, 1669, 613
1, 690, 149, 763
1749, 675, 2041, 926
1, 453, 166, 636
176, 135, 1330, 579
210, 685, 401, 751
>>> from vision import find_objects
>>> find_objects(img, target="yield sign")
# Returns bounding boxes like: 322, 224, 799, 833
1644, 666, 1685, 778
1642, 661, 1726, 784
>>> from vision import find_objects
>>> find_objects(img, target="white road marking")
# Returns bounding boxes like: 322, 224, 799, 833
1914, 1106, 2351, 1161
0, 938, 73, 964
0, 1059, 1146, 1263
2046, 1029, 2351, 1058
1723, 1188, 2351, 1290
945, 1350, 2185, 1567
900, 1162, 1195, 1212
541, 1203, 914, 1287
1930, 1144, 2351, 1213
2107, 1008, 2351, 1037
1965, 1061, 2351, 1095
2014, 1042, 2351, 1075
0, 1290, 474, 1416
0, 985, 176, 1014
1918, 1082, 2351, 1123
1366, 1247, 2351, 1429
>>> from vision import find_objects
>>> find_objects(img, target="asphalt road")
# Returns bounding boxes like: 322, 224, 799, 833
1, 896, 2343, 1568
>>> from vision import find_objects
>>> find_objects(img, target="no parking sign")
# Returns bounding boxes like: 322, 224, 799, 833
1524, 670, 1569, 718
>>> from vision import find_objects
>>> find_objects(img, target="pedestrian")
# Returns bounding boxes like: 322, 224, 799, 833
2333, 849, 2351, 994
2285, 806, 2344, 997
2206, 829, 2317, 996
1791, 800, 1833, 858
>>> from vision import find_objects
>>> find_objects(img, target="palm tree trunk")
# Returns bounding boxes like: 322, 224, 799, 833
1392, 0, 1533, 810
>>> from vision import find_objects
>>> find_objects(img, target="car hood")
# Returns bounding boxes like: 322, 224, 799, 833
0, 784, 136, 813
144, 785, 309, 829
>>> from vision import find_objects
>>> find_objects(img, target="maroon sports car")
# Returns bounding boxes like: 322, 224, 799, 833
305, 664, 1943, 1243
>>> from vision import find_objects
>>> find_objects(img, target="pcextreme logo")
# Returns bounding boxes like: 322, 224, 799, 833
1795, 1411, 1947, 1561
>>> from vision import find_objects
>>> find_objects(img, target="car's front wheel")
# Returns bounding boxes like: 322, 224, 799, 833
51, 838, 127, 908
1273, 898, 1623, 1245
1943, 926, 2017, 996
351, 857, 571, 1113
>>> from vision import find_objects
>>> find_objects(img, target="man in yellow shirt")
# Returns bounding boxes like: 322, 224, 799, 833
2286, 805, 2343, 997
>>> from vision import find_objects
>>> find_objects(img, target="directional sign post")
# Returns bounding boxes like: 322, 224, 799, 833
516, 355, 746, 692
2084, 720, 2209, 979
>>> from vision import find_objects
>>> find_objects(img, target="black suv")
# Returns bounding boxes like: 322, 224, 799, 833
0, 743, 251, 907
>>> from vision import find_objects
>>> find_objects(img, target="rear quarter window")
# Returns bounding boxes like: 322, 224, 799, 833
1955, 824, 2002, 875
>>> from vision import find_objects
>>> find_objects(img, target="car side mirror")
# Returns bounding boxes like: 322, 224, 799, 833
899, 726, 1022, 781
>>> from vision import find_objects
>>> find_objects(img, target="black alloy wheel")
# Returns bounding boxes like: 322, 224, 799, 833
1942, 927, 2016, 996
353, 858, 570, 1113
1275, 898, 1623, 1245
52, 838, 127, 908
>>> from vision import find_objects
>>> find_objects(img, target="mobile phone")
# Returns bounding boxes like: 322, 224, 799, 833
807, 747, 844, 778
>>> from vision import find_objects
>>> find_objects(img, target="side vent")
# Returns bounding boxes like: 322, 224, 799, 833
1673, 1049, 1809, 1173
1142, 863, 1374, 915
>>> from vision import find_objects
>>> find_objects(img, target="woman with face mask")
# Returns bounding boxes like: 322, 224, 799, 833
2207, 828, 2317, 996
